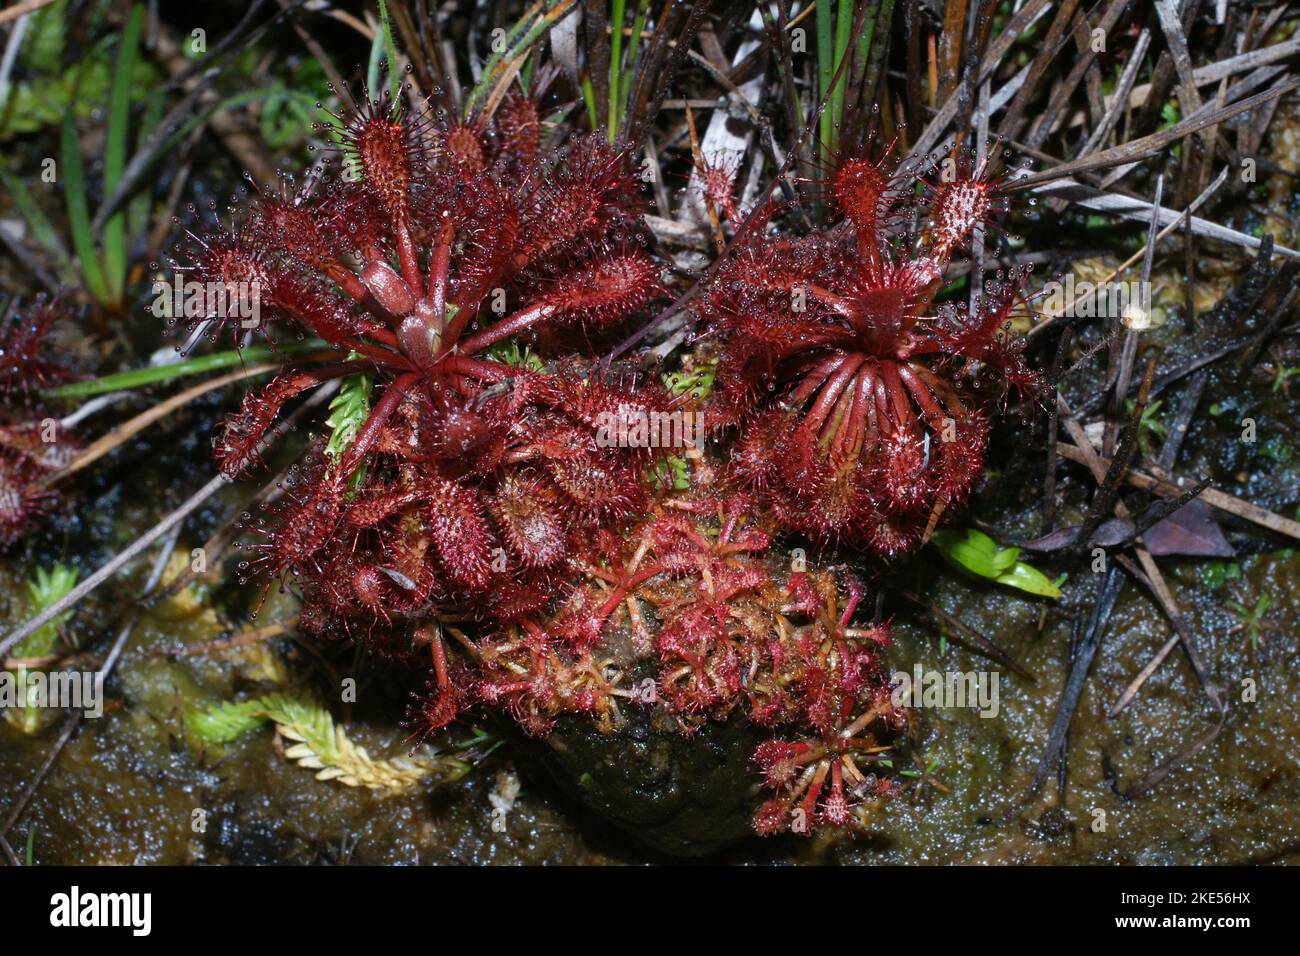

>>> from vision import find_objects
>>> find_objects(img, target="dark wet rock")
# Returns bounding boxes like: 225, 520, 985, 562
528, 705, 764, 858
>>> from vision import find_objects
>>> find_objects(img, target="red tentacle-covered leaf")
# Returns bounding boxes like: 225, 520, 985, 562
480, 569, 556, 622
518, 135, 644, 265
691, 141, 1039, 555
545, 449, 649, 522
489, 472, 567, 569
492, 90, 542, 187
242, 459, 347, 582
537, 252, 661, 328
0, 422, 79, 473
333, 95, 434, 225
832, 155, 893, 244
248, 184, 387, 293
214, 369, 323, 477
0, 449, 57, 545
270, 273, 378, 343
423, 477, 495, 592
417, 167, 521, 314
442, 122, 489, 172
0, 300, 74, 398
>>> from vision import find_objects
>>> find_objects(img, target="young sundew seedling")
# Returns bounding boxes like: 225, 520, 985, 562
693, 146, 1043, 556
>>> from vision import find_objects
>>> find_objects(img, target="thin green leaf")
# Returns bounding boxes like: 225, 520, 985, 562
60, 104, 111, 306
378, 0, 402, 102
42, 339, 329, 399
931, 528, 1061, 599
0, 167, 71, 270
816, 0, 835, 159
609, 0, 626, 138
829, 0, 854, 154
102, 4, 145, 304
994, 562, 1063, 599
128, 89, 165, 244
621, 0, 651, 132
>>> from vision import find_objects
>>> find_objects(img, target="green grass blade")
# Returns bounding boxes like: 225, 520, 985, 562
378, 0, 402, 102
620, 0, 651, 133
608, 0, 626, 140
829, 0, 854, 155
42, 339, 329, 399
816, 0, 835, 160
0, 167, 72, 270
465, 0, 573, 116
102, 3, 145, 306
128, 89, 165, 246
60, 105, 111, 307
366, 21, 384, 102
581, 74, 598, 131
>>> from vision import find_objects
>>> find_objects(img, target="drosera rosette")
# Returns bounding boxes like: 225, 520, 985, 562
165, 84, 675, 640
407, 483, 910, 839
0, 298, 83, 546
691, 143, 1044, 557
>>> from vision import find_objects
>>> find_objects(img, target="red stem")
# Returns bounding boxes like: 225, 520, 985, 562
343, 336, 414, 370
803, 355, 865, 436
790, 353, 849, 406
427, 220, 454, 313
456, 301, 555, 355
338, 370, 421, 474
395, 224, 422, 295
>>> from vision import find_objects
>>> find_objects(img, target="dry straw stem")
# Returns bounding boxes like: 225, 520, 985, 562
1057, 408, 1221, 712
0, 0, 57, 26
1054, 441, 1300, 544
48, 363, 281, 483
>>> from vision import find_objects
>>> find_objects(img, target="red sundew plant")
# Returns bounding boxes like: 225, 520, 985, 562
0, 450, 57, 546
0, 300, 79, 546
410, 489, 908, 835
692, 147, 1043, 557
176, 86, 916, 840
172, 89, 671, 634
0, 299, 75, 399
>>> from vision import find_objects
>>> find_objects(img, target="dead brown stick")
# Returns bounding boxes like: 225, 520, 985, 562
1054, 442, 1300, 543
1057, 409, 1222, 713
162, 618, 296, 658
0, 0, 56, 26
